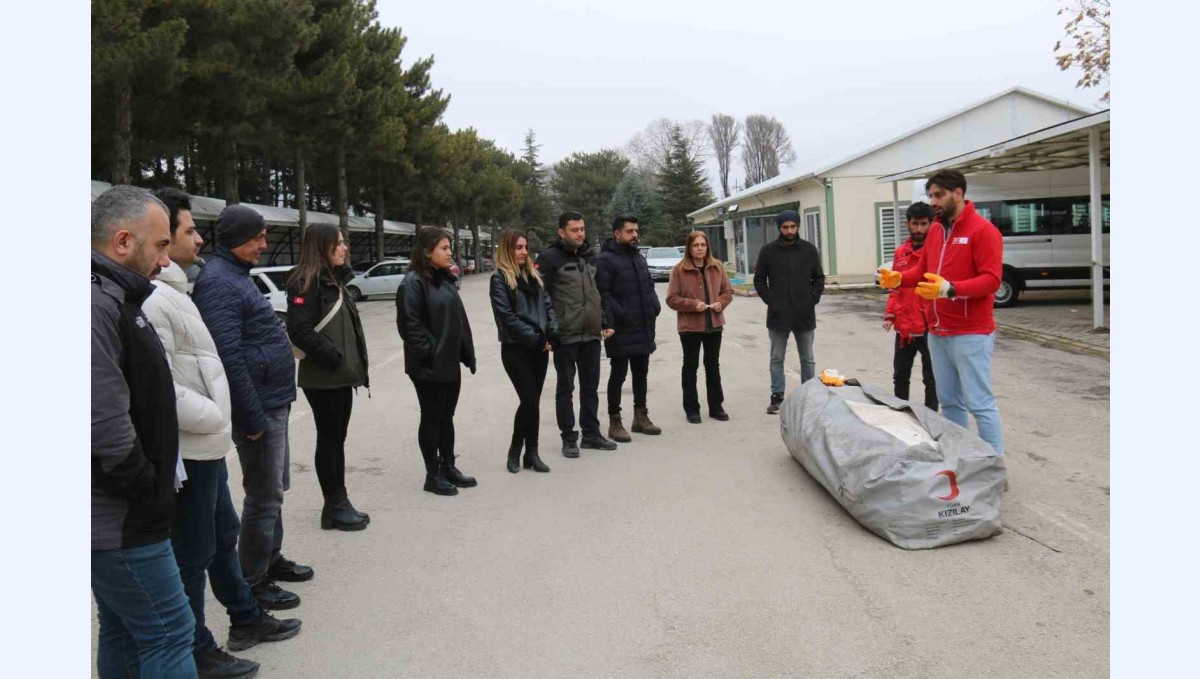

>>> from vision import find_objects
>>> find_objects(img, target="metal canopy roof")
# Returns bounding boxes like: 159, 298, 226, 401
89, 180, 498, 239
877, 110, 1110, 183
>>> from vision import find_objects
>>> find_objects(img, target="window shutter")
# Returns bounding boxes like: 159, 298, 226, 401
879, 206, 904, 265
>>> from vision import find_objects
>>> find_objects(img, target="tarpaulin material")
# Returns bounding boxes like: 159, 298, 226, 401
780, 379, 1006, 549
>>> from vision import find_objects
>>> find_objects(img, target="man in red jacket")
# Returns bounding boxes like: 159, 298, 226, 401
878, 170, 1004, 454
883, 202, 938, 411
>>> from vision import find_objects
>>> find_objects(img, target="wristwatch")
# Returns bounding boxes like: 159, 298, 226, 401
946, 283, 956, 300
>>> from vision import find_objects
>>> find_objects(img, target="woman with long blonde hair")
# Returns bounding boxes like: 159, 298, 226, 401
666, 231, 734, 423
490, 228, 559, 473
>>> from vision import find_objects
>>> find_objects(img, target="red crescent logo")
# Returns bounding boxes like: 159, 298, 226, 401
936, 470, 960, 501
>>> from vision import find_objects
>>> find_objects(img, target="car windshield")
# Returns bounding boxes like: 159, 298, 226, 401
648, 248, 679, 259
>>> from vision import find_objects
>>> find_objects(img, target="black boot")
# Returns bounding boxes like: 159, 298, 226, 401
321, 493, 369, 531
250, 580, 300, 611
561, 435, 580, 458
523, 447, 550, 473
507, 443, 521, 474
266, 556, 313, 583
226, 612, 302, 651
766, 392, 784, 415
342, 492, 370, 522
441, 454, 478, 488
194, 647, 260, 679
423, 472, 459, 496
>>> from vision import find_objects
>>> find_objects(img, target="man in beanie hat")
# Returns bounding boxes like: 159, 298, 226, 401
753, 209, 825, 414
194, 205, 314, 613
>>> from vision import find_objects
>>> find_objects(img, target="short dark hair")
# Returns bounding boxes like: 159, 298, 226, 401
612, 214, 639, 232
906, 202, 934, 222
558, 211, 584, 229
154, 187, 192, 236
925, 169, 967, 195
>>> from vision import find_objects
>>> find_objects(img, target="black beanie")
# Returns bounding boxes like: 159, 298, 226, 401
215, 205, 265, 249
775, 210, 801, 228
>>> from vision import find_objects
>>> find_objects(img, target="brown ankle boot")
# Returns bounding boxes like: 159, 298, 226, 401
608, 414, 632, 442
631, 407, 662, 435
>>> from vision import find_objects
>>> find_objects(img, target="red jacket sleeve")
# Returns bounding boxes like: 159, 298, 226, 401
953, 224, 1003, 299
884, 250, 903, 319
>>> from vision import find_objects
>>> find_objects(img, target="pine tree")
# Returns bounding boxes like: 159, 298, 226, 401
607, 172, 663, 242
657, 125, 715, 244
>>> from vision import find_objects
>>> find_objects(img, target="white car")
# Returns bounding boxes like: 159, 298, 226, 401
249, 266, 292, 324
644, 247, 683, 282
347, 259, 410, 301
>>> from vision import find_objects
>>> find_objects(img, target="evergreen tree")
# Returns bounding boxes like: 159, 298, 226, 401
514, 129, 553, 247
549, 149, 629, 246
657, 125, 715, 244
607, 172, 663, 242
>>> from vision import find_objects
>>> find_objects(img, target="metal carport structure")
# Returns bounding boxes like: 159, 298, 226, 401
877, 109, 1110, 329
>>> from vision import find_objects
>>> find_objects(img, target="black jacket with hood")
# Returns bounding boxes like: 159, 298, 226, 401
595, 237, 661, 358
91, 250, 180, 550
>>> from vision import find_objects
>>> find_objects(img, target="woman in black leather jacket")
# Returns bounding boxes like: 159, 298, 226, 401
397, 228, 477, 496
490, 229, 559, 474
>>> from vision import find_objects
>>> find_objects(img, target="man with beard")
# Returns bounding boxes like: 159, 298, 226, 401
882, 201, 939, 411
878, 169, 1004, 455
754, 209, 826, 415
91, 185, 196, 677
595, 214, 662, 441
536, 212, 619, 457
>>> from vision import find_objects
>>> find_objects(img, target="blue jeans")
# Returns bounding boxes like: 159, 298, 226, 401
172, 459, 262, 654
92, 539, 198, 678
233, 405, 291, 586
768, 327, 816, 394
928, 332, 1003, 454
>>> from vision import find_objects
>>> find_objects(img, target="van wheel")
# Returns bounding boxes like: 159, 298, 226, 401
348, 286, 364, 302
994, 272, 1020, 308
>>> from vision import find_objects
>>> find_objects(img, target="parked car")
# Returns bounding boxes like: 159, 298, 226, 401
346, 259, 409, 301
249, 266, 292, 324
644, 247, 683, 282
638, 246, 651, 259
676, 245, 686, 256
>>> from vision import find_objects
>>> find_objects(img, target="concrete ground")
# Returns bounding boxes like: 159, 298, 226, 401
93, 274, 1110, 678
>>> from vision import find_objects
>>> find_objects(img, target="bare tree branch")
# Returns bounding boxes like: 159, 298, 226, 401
625, 118, 710, 178
740, 114, 796, 188
708, 113, 741, 198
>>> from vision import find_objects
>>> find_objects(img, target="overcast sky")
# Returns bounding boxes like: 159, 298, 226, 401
376, 0, 1102, 194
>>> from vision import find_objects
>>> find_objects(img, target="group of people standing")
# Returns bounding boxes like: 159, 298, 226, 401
90, 167, 1004, 677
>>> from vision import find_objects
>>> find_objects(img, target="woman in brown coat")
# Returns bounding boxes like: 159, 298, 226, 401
665, 231, 735, 423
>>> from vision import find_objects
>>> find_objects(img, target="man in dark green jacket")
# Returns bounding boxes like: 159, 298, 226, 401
536, 211, 619, 457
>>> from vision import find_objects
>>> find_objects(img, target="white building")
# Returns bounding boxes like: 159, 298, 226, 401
688, 86, 1096, 283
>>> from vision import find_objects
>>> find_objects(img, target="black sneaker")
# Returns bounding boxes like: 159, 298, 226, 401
267, 556, 314, 583
227, 612, 302, 651
766, 392, 784, 415
709, 409, 730, 421
686, 413, 702, 424
194, 647, 260, 679
580, 435, 618, 451
250, 580, 300, 611
562, 438, 580, 458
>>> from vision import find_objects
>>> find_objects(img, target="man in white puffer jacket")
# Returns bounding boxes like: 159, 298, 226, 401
144, 189, 301, 679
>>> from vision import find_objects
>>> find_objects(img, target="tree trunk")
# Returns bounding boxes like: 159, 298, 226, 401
374, 167, 385, 264
222, 136, 239, 204
296, 150, 307, 241
336, 144, 348, 236
111, 82, 133, 185
261, 151, 273, 206
471, 209, 481, 275
183, 143, 194, 193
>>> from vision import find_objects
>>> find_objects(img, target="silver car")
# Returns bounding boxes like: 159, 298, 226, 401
644, 247, 682, 281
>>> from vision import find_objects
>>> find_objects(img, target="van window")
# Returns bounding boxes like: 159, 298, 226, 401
976, 195, 1110, 236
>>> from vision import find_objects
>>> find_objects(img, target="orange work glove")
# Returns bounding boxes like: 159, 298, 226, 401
915, 273, 951, 300
877, 267, 902, 289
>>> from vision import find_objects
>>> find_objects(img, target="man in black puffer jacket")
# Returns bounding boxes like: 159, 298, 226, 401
595, 214, 663, 442
194, 205, 312, 612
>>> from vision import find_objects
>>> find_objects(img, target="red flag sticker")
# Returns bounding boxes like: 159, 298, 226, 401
294, 296, 305, 305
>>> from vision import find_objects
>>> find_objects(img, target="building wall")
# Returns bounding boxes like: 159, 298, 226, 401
830, 92, 1090, 178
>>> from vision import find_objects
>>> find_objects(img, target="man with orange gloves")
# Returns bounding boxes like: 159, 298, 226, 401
883, 202, 939, 411
877, 170, 1004, 454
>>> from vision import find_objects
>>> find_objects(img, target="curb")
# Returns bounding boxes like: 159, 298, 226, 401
995, 324, 1109, 359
